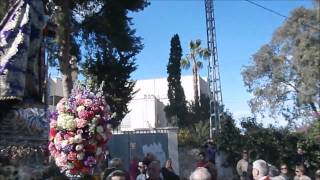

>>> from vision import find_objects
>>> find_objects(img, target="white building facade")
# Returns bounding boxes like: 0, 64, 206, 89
47, 75, 210, 130
120, 75, 209, 130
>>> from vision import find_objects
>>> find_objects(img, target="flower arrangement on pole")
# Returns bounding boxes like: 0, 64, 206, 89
48, 82, 112, 177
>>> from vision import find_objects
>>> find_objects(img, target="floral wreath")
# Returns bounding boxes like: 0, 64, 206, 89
48, 82, 112, 176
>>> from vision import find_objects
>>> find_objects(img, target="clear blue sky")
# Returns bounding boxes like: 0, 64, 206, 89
129, 0, 313, 125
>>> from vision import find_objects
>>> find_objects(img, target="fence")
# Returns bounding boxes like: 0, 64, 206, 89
108, 127, 179, 174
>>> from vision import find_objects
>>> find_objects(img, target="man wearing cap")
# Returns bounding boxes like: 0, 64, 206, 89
252, 159, 270, 180
236, 150, 251, 180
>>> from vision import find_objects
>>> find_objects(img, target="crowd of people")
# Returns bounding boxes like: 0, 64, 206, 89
3, 139, 319, 180
235, 148, 320, 180
99, 139, 219, 180
101, 153, 179, 180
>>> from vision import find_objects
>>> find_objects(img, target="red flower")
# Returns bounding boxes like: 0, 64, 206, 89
73, 160, 82, 169
70, 168, 78, 175
91, 105, 101, 113
49, 128, 56, 140
67, 152, 77, 161
85, 144, 96, 153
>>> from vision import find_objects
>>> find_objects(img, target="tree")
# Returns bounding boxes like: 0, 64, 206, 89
216, 111, 242, 166
46, 0, 148, 99
81, 0, 149, 127
181, 40, 210, 108
164, 34, 188, 126
242, 7, 320, 122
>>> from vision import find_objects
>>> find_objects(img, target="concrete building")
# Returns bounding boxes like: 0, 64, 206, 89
47, 75, 210, 130
120, 75, 209, 130
47, 77, 63, 110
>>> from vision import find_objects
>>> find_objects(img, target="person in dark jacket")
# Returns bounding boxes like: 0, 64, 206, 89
161, 159, 179, 180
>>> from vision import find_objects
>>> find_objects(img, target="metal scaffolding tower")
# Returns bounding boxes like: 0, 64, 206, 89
204, 0, 223, 138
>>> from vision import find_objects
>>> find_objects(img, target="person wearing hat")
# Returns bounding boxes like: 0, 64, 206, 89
252, 159, 270, 180
236, 150, 251, 180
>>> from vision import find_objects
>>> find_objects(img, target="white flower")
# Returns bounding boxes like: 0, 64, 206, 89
92, 118, 98, 124
76, 106, 85, 112
73, 134, 82, 143
56, 113, 76, 131
77, 152, 84, 160
75, 144, 84, 151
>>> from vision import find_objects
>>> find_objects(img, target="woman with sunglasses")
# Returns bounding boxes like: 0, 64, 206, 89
294, 165, 311, 180
279, 164, 290, 180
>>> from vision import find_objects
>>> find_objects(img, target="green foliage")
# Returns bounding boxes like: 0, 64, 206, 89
216, 112, 242, 166
81, 0, 149, 127
177, 94, 212, 146
165, 34, 188, 127
187, 94, 211, 124
83, 50, 137, 127
217, 116, 320, 176
241, 7, 320, 122
178, 120, 210, 147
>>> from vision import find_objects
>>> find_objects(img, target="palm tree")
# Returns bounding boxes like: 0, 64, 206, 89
181, 39, 210, 108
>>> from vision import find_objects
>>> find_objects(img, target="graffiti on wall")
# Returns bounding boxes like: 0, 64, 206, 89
142, 142, 166, 166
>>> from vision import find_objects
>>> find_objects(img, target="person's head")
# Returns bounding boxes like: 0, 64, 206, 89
109, 158, 123, 170
147, 153, 156, 161
190, 167, 211, 180
138, 161, 146, 173
148, 160, 161, 180
242, 150, 249, 160
165, 159, 172, 168
280, 164, 288, 175
252, 160, 269, 180
199, 152, 206, 161
315, 169, 320, 180
295, 164, 306, 177
297, 148, 303, 155
106, 170, 126, 180
268, 164, 280, 177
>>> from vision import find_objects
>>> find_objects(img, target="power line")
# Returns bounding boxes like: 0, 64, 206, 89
245, 0, 288, 18
245, 0, 320, 31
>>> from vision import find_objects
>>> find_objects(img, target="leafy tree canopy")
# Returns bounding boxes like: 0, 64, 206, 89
80, 0, 149, 127
242, 7, 320, 123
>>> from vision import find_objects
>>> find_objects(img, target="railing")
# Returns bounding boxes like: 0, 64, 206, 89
112, 127, 178, 135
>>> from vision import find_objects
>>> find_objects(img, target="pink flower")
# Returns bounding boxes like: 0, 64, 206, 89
75, 94, 82, 100
54, 132, 63, 143
84, 99, 93, 107
56, 98, 67, 112
99, 106, 106, 112
49, 120, 57, 128
63, 133, 72, 140
55, 142, 62, 151
76, 118, 88, 128
76, 98, 85, 106
67, 152, 77, 161
78, 110, 94, 120
91, 105, 101, 113
56, 155, 67, 167
48, 142, 56, 152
